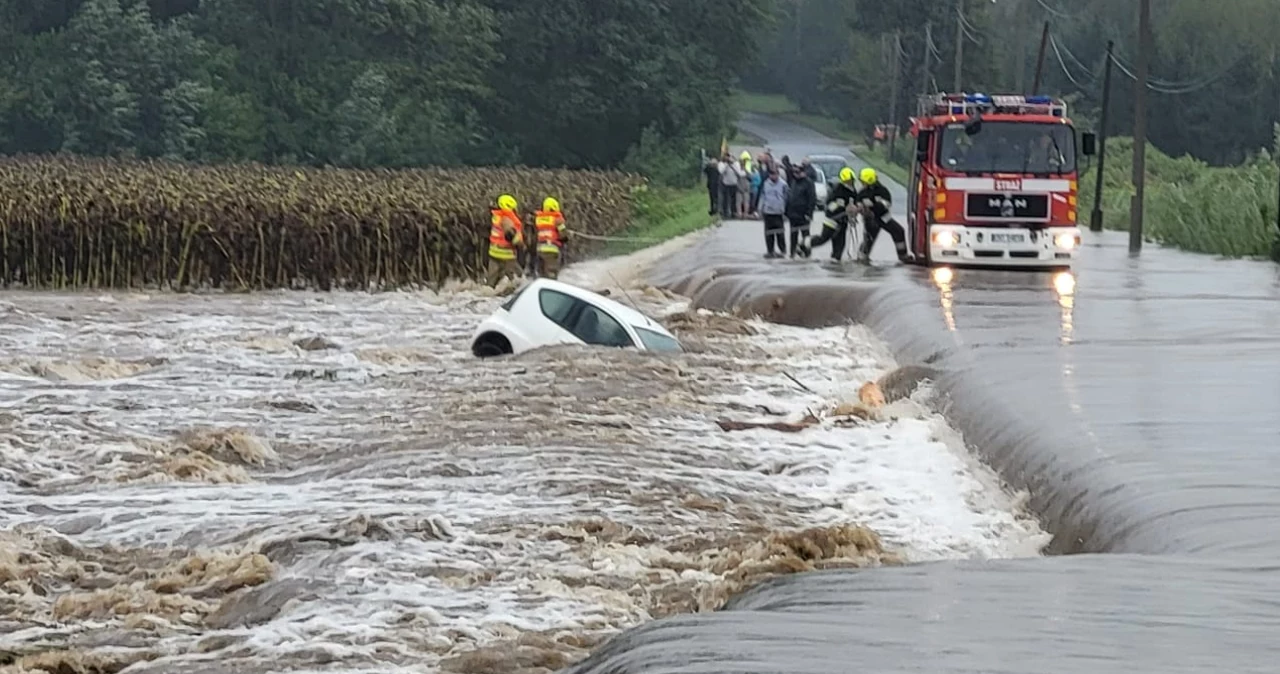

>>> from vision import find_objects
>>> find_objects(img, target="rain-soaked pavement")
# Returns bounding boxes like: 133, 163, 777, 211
562, 114, 1280, 672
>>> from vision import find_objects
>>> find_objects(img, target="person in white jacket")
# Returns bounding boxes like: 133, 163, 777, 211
717, 154, 745, 220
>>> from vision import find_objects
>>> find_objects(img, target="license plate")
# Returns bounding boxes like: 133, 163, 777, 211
990, 233, 1026, 244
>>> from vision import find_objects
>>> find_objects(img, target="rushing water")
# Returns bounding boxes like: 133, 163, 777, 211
560, 115, 1280, 674
0, 236, 1043, 673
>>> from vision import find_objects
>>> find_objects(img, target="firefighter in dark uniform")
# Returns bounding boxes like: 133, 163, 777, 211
854, 167, 914, 264
801, 166, 859, 260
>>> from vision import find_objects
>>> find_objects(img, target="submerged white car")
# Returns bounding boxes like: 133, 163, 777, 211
470, 279, 684, 358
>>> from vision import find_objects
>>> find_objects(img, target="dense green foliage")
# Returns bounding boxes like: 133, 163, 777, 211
0, 0, 772, 183
1078, 135, 1280, 258
746, 0, 1280, 167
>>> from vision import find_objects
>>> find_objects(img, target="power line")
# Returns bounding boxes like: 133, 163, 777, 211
1032, 0, 1071, 20
957, 6, 983, 45
1055, 39, 1097, 80
1108, 47, 1245, 91
957, 6, 982, 34
1048, 35, 1093, 89
1111, 54, 1243, 94
1047, 28, 1245, 96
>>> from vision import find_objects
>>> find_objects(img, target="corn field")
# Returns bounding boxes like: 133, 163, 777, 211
0, 155, 645, 290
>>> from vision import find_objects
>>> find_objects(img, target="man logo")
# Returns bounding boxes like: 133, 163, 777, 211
988, 195, 1027, 218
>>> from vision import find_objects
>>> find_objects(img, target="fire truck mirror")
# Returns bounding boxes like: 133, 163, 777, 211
915, 130, 932, 162
1081, 132, 1097, 157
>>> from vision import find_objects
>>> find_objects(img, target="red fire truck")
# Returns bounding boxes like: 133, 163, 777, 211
904, 93, 1096, 269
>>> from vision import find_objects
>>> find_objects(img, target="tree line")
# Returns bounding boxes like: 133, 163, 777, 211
0, 0, 772, 184
746, 0, 1280, 167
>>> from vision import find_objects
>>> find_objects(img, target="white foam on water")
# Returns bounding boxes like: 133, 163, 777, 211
0, 235, 1047, 672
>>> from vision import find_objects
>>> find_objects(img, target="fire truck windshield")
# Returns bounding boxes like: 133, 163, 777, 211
937, 121, 1076, 175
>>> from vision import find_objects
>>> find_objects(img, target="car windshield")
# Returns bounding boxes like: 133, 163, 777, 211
633, 326, 683, 353
814, 160, 845, 180
938, 121, 1076, 175
501, 283, 529, 311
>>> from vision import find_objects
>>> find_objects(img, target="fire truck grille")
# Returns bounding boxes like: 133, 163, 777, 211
965, 193, 1050, 221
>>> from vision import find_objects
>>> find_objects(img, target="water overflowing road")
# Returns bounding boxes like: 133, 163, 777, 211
562, 115, 1280, 672
0, 236, 1044, 673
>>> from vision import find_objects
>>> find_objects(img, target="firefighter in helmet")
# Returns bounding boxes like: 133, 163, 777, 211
534, 197, 570, 279
801, 166, 859, 260
486, 194, 525, 287
854, 167, 913, 264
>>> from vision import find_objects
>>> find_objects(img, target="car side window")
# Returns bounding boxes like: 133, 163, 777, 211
538, 289, 578, 330
570, 304, 634, 348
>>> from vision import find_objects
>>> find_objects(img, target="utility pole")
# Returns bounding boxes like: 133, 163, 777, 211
888, 30, 902, 162
1130, 0, 1151, 255
953, 0, 964, 92
793, 1, 801, 65
1031, 21, 1050, 95
1014, 0, 1027, 92
1090, 41, 1115, 233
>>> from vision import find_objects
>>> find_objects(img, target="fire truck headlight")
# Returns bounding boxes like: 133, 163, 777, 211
933, 230, 960, 248
1054, 233, 1077, 250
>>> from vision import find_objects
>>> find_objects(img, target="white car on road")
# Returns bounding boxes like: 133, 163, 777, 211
471, 279, 684, 358
812, 166, 828, 206
809, 154, 850, 206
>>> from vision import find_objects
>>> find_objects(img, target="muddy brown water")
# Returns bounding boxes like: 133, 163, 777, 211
5, 275, 1047, 673
561, 114, 1280, 672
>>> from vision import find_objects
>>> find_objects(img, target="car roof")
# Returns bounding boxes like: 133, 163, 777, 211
524, 278, 673, 334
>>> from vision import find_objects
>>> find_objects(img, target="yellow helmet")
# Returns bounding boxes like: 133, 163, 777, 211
839, 167, 855, 183
860, 168, 878, 185
497, 194, 517, 211
740, 150, 751, 161
542, 197, 560, 212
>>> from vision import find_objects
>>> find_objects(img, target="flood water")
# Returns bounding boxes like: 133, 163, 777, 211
561, 115, 1280, 672
0, 240, 1044, 673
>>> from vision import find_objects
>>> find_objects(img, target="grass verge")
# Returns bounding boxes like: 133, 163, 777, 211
849, 142, 912, 187
603, 187, 716, 257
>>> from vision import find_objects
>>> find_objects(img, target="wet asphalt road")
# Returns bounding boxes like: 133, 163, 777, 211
562, 113, 1280, 673
730, 112, 1280, 557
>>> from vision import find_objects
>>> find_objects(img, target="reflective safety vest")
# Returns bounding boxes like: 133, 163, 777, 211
534, 210, 566, 254
488, 209, 523, 260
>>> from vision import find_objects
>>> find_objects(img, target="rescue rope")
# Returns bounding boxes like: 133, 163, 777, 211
566, 229, 677, 244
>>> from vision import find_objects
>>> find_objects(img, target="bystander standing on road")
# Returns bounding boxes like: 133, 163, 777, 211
736, 151, 752, 218
718, 153, 743, 220
749, 158, 763, 218
758, 165, 790, 258
801, 157, 818, 183
752, 154, 773, 213
703, 156, 721, 216
785, 163, 816, 258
